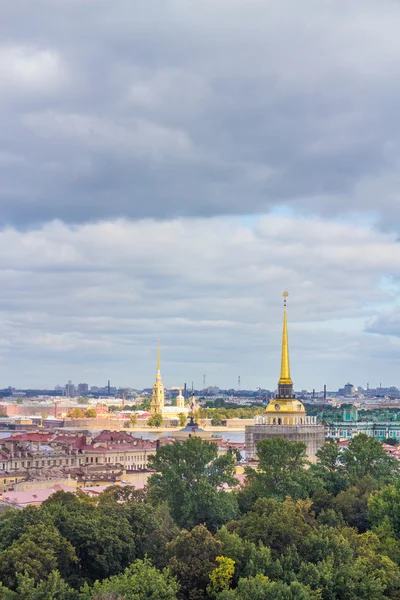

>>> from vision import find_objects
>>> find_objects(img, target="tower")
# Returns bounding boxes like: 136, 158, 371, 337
265, 292, 306, 424
150, 340, 165, 415
176, 388, 185, 410
245, 291, 325, 461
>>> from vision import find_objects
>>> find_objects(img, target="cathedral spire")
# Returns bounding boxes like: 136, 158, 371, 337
277, 291, 294, 399
279, 291, 292, 385
151, 339, 164, 414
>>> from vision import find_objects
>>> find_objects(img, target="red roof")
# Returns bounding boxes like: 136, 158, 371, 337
93, 431, 138, 443
1, 433, 54, 443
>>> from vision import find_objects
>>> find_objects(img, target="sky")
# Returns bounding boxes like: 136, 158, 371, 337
1, 0, 400, 391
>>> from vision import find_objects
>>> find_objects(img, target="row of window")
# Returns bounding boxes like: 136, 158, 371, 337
1, 453, 150, 471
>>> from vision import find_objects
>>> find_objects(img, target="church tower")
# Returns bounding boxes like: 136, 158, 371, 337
176, 388, 185, 410
245, 292, 325, 460
150, 340, 165, 415
265, 291, 306, 424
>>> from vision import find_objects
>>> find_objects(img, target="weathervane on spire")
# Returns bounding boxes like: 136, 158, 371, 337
283, 290, 289, 307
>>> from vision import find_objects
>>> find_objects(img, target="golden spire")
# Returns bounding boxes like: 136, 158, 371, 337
156, 339, 161, 379
278, 291, 293, 385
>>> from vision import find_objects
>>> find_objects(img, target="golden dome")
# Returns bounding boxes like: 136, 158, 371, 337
265, 399, 306, 415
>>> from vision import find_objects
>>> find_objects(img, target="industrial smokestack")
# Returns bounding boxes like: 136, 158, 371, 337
323, 385, 326, 400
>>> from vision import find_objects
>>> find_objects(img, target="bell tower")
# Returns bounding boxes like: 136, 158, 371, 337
150, 340, 165, 414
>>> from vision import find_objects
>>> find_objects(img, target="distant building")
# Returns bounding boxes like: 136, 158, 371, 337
77, 383, 89, 396
65, 381, 76, 398
344, 383, 354, 397
325, 407, 400, 440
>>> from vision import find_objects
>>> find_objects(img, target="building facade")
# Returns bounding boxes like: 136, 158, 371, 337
0, 430, 157, 475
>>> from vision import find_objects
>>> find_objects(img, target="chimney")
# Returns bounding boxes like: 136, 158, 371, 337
323, 385, 327, 400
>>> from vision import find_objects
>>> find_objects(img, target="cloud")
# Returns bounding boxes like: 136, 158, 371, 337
1, 1, 400, 225
0, 214, 399, 388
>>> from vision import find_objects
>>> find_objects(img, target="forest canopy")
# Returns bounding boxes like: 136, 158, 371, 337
0, 434, 400, 599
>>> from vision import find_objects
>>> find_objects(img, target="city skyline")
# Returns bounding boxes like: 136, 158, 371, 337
1, 2, 400, 387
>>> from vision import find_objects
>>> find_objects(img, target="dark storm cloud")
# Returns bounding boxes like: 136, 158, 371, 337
1, 0, 400, 226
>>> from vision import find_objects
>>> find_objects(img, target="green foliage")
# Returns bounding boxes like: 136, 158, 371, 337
41, 492, 135, 584
342, 433, 399, 483
178, 413, 187, 427
335, 477, 375, 532
216, 575, 319, 600
147, 413, 163, 427
240, 438, 319, 510
215, 526, 272, 584
6, 571, 79, 600
167, 525, 222, 600
369, 479, 400, 537
148, 437, 238, 530
78, 397, 90, 405
84, 408, 97, 418
83, 558, 179, 600
238, 498, 315, 556
67, 408, 85, 418
207, 556, 235, 598
0, 522, 77, 589
139, 398, 151, 411
310, 442, 348, 495
0, 506, 43, 551
1, 433, 400, 599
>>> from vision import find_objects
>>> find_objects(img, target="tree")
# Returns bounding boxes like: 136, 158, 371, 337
239, 438, 318, 510
148, 437, 238, 530
211, 412, 223, 426
369, 479, 400, 537
167, 525, 221, 600
215, 526, 272, 585
139, 398, 151, 411
84, 408, 97, 418
335, 476, 376, 532
342, 433, 399, 483
311, 441, 348, 495
82, 558, 179, 600
0, 506, 43, 551
0, 523, 77, 590
148, 414, 163, 428
41, 493, 135, 583
78, 397, 90, 405
129, 414, 138, 427
238, 498, 315, 556
216, 575, 317, 600
207, 556, 235, 598
7, 570, 79, 600
66, 408, 85, 419
178, 413, 187, 427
